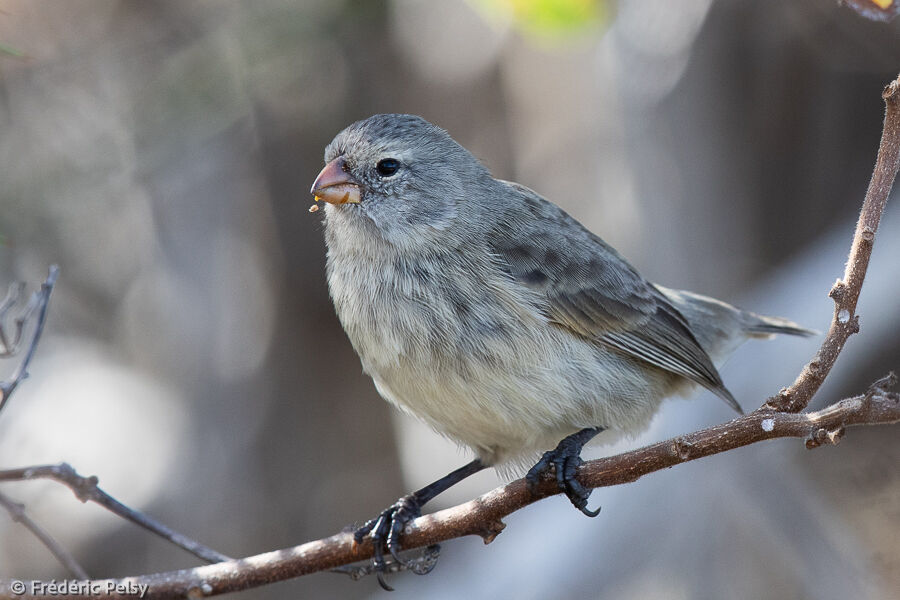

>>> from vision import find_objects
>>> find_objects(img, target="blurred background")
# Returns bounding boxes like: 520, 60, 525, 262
1, 1, 898, 598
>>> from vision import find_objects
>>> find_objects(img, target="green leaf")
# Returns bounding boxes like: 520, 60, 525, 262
471, 0, 612, 40
0, 42, 26, 58
841, 0, 899, 21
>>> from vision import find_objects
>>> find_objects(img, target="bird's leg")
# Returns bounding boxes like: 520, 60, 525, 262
526, 427, 604, 517
355, 458, 485, 590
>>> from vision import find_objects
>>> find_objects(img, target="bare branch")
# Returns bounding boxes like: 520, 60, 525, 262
765, 75, 900, 413
0, 491, 89, 579
0, 464, 232, 565
0, 266, 60, 413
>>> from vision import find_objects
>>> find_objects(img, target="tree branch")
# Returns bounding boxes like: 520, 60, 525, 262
0, 464, 232, 565
0, 491, 89, 580
765, 75, 900, 413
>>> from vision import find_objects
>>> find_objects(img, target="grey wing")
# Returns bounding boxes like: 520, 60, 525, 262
489, 181, 741, 413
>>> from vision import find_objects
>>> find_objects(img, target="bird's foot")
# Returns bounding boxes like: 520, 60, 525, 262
525, 428, 602, 517
354, 494, 424, 591
332, 544, 440, 586
351, 459, 485, 590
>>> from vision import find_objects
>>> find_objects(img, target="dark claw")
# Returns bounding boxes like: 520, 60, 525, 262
387, 513, 409, 565
377, 572, 393, 592
562, 455, 600, 517
354, 516, 377, 543
331, 545, 440, 588
525, 453, 552, 494
349, 460, 485, 590
555, 453, 568, 490
525, 427, 603, 517
354, 494, 423, 591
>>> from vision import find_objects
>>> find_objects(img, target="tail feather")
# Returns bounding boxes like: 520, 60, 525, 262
744, 314, 818, 339
711, 385, 744, 415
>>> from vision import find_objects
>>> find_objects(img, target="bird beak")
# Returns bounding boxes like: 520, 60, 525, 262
310, 156, 361, 205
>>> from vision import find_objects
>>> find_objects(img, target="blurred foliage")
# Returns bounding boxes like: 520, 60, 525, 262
0, 42, 24, 58
842, 0, 900, 21
470, 0, 612, 39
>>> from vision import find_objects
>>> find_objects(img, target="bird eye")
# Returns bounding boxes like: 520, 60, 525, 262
376, 158, 400, 177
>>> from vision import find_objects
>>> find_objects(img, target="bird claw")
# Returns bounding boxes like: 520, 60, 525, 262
354, 494, 423, 591
332, 544, 441, 590
526, 435, 601, 518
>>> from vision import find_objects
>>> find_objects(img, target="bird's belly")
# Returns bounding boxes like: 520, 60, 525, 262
364, 325, 668, 466
372, 361, 566, 464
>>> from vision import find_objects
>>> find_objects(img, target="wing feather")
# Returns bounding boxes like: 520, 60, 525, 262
489, 181, 740, 413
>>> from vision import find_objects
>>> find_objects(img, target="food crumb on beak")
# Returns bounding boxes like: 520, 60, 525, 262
309, 204, 320, 213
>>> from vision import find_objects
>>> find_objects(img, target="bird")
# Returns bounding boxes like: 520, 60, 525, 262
310, 114, 813, 586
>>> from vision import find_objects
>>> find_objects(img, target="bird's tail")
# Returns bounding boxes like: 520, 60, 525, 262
743, 313, 818, 339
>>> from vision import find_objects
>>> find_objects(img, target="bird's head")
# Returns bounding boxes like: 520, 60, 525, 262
311, 114, 491, 245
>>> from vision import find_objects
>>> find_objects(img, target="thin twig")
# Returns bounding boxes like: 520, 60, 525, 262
1, 379, 895, 600
765, 76, 900, 413
0, 266, 60, 412
0, 282, 26, 356
0, 491, 89, 579
0, 464, 232, 565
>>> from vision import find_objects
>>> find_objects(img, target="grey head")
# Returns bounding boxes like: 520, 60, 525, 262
311, 114, 493, 245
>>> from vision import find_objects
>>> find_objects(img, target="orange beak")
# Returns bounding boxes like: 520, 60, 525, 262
310, 156, 361, 205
